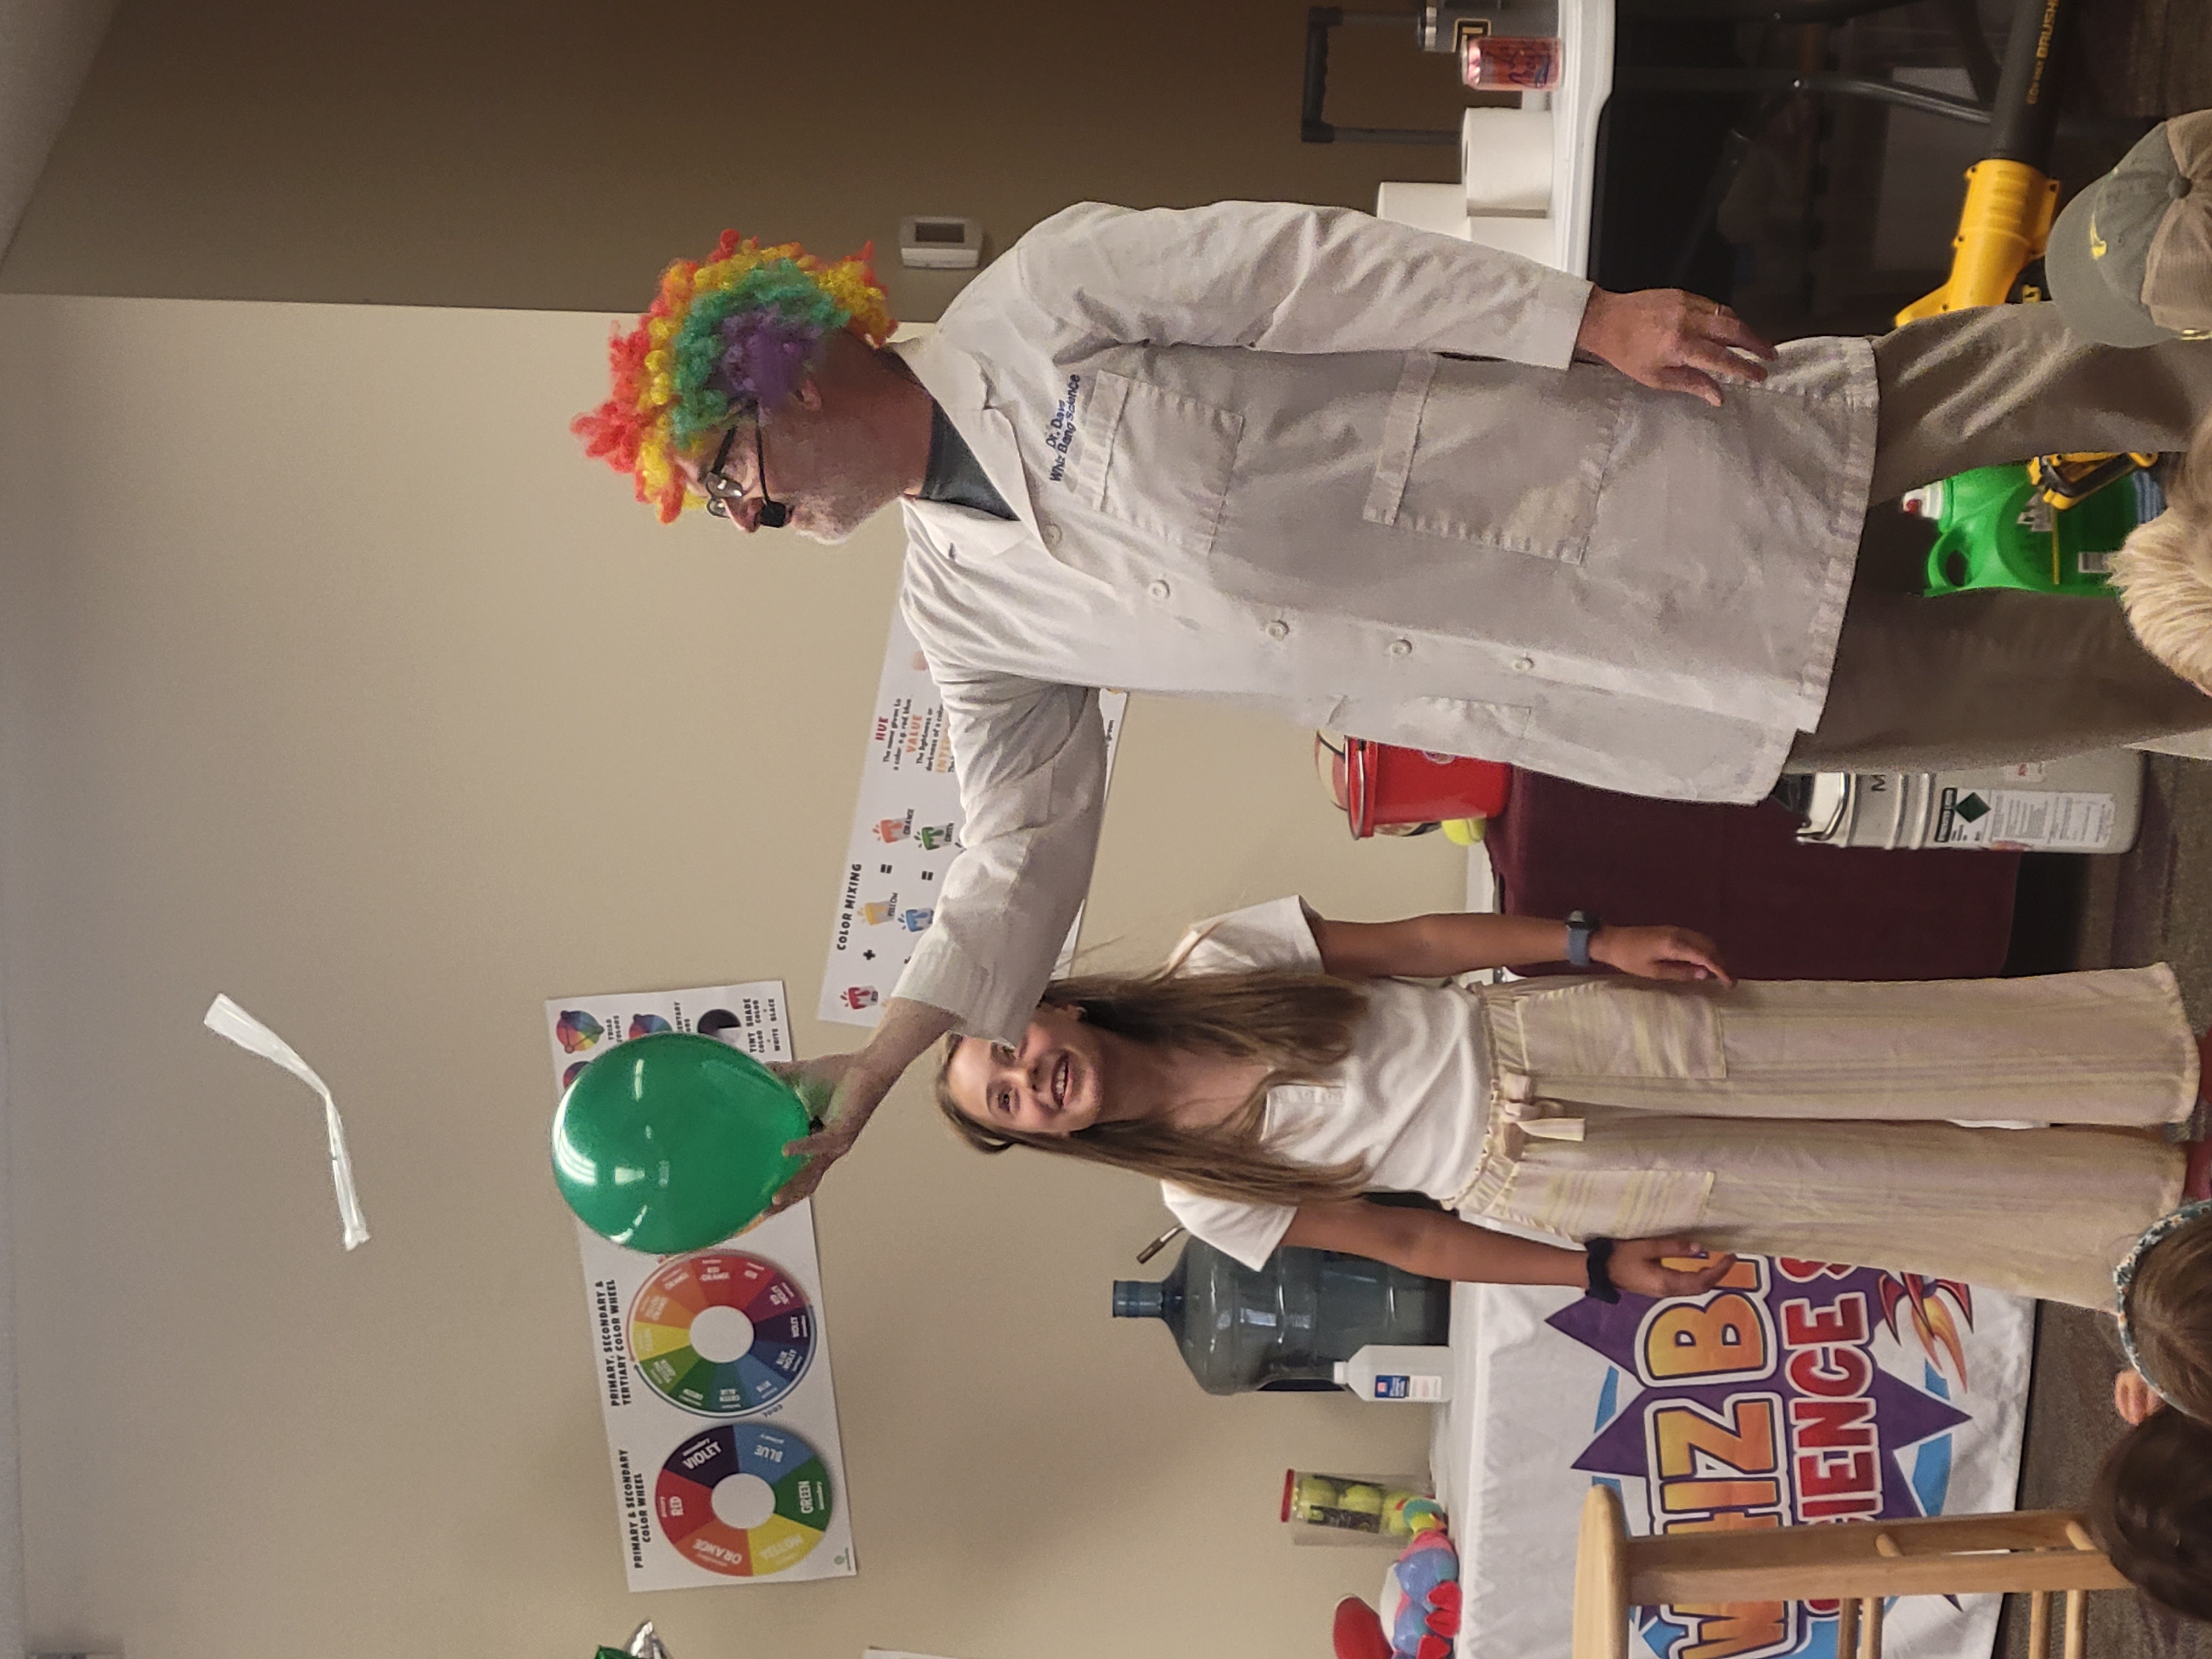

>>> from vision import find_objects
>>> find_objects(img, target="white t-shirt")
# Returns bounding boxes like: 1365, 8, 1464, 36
1159, 897, 1491, 1268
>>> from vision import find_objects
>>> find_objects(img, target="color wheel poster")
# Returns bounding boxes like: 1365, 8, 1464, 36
546, 980, 856, 1591
819, 608, 1126, 1026
1437, 1258, 2032, 1659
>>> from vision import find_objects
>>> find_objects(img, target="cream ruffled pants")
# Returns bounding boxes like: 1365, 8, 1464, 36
1450, 968, 2194, 1308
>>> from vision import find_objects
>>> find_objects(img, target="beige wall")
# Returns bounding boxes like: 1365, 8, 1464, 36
0, 294, 1470, 1657
0, 0, 1469, 313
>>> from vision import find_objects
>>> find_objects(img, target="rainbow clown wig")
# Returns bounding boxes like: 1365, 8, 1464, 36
573, 232, 895, 523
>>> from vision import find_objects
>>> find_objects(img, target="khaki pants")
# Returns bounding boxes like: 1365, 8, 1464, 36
1453, 968, 2194, 1308
1790, 307, 2212, 774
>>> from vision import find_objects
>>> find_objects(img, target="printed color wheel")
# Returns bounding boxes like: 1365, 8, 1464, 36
654, 1423, 833, 1576
629, 1250, 815, 1416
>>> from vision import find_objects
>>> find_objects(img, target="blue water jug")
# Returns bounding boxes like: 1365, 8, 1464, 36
1112, 1235, 1451, 1395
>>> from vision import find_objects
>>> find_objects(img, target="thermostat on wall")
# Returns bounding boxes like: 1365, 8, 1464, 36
899, 216, 982, 270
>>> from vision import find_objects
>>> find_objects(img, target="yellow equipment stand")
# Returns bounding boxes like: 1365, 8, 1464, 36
1894, 0, 2068, 322
1895, 157, 2062, 320
1884, 0, 2166, 509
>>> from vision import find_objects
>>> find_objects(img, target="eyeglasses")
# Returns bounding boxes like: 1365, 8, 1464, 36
700, 416, 790, 528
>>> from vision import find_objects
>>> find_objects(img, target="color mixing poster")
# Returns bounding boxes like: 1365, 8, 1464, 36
819, 608, 1126, 1026
546, 980, 856, 1591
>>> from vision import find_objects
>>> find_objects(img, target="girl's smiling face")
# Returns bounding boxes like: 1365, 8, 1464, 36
944, 1005, 1110, 1136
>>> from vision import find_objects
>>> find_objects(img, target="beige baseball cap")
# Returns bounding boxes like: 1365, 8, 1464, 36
2046, 110, 2212, 346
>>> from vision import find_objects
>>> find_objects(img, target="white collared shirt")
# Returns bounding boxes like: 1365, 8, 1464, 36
1154, 897, 1489, 1269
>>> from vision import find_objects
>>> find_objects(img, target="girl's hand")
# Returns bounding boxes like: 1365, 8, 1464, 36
1610, 1237, 1738, 1298
1592, 924, 1734, 985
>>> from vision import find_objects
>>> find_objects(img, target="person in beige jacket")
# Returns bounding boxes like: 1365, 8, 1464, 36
580, 199, 2212, 1205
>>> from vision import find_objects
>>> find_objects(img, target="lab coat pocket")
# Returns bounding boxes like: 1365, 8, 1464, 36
1070, 370, 1244, 556
1362, 353, 1629, 564
1341, 695, 1534, 764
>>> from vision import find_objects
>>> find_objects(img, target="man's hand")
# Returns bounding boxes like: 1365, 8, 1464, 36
1610, 1237, 1738, 1299
763, 996, 960, 1213
1591, 924, 1734, 986
766, 1051, 853, 1119
1575, 287, 1775, 408
769, 1054, 893, 1212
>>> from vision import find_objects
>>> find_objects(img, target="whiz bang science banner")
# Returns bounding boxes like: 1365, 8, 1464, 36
1451, 1256, 2030, 1659
548, 980, 855, 1592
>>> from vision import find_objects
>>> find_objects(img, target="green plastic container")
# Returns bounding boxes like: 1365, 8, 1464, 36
1914, 464, 2166, 599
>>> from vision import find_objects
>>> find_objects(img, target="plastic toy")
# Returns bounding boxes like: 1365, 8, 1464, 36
1333, 1506, 1462, 1659
2033, 451, 2159, 511
552, 1032, 812, 1252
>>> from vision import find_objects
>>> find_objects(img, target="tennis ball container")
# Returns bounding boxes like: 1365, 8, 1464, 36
1796, 748, 2143, 853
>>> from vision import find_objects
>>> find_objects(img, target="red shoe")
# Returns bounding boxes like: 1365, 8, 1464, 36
2186, 1137, 2212, 1204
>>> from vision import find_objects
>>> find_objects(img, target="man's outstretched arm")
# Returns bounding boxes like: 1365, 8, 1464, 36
771, 996, 959, 1211
769, 606, 1110, 1208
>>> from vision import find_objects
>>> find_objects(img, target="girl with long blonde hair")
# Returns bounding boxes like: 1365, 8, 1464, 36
938, 897, 2207, 1307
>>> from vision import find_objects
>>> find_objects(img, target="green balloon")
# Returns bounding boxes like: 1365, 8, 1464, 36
552, 1032, 811, 1252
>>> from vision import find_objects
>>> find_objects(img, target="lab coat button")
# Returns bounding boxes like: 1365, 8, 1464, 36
1512, 656, 1535, 673
1387, 637, 1413, 657
1266, 619, 1291, 641
1148, 580, 1172, 600
1041, 521, 1063, 547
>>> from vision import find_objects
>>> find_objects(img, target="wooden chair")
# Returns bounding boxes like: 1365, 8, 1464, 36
1572, 1485, 2130, 1659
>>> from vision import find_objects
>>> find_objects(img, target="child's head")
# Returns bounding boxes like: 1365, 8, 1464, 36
2092, 1203, 2212, 1622
2110, 411, 2212, 691
2116, 1200, 2212, 1422
571, 232, 894, 524
931, 964, 1373, 1207
2090, 1407, 2212, 1622
939, 1002, 1116, 1138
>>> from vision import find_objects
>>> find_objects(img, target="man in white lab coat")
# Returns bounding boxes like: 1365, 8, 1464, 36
584, 200, 2212, 1201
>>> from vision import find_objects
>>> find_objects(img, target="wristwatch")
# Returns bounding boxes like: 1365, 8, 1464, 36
1584, 1237, 1622, 1304
1565, 910, 1602, 969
